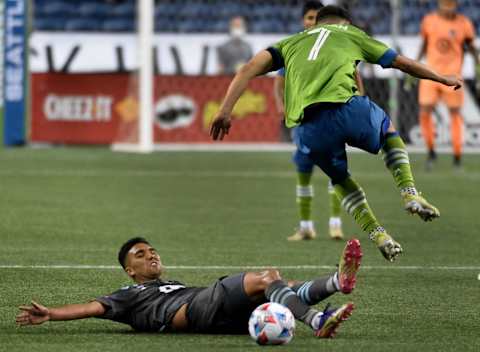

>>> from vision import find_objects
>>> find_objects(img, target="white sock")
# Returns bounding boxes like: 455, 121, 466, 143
310, 311, 324, 330
325, 272, 340, 293
329, 217, 342, 227
300, 220, 314, 230
333, 272, 340, 291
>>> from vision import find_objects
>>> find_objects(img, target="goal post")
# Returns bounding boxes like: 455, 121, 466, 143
137, 0, 154, 153
111, 0, 153, 153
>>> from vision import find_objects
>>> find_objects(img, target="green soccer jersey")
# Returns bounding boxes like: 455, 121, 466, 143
271, 24, 397, 127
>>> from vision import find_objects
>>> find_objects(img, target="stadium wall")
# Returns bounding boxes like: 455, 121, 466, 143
29, 32, 479, 78
29, 33, 480, 148
31, 74, 279, 144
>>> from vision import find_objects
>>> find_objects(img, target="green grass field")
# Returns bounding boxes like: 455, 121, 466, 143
0, 149, 479, 352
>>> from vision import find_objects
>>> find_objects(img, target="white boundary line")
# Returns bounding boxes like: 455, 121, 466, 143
30, 141, 480, 153
0, 170, 479, 179
0, 265, 478, 271
146, 143, 480, 153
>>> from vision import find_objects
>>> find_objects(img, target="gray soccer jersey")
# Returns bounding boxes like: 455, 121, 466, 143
217, 38, 253, 74
96, 279, 204, 332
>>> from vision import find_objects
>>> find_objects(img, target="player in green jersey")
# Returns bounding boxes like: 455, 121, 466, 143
274, 0, 355, 242
210, 6, 462, 262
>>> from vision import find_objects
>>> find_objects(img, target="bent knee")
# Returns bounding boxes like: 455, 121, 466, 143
260, 269, 282, 285
243, 269, 282, 296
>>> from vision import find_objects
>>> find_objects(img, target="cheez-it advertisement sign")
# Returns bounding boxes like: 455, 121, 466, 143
43, 95, 113, 122
31, 73, 279, 144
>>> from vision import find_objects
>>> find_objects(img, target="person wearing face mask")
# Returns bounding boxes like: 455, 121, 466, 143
217, 16, 253, 75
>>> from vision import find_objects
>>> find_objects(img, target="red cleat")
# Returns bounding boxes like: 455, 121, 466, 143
338, 238, 363, 294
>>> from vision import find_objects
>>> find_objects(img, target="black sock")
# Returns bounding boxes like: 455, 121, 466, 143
265, 280, 318, 327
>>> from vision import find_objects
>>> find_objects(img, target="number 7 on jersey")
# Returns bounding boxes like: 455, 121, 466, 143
308, 28, 331, 61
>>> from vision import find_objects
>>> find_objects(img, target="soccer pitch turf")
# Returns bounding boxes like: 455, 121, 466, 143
0, 148, 479, 351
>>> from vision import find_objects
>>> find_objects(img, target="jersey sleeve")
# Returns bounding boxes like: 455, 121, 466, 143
95, 288, 134, 321
266, 37, 288, 72
359, 32, 398, 68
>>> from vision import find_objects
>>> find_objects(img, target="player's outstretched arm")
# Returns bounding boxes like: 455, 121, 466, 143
16, 300, 105, 326
391, 55, 463, 90
210, 50, 274, 140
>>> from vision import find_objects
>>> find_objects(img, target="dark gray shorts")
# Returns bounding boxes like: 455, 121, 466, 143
186, 273, 266, 334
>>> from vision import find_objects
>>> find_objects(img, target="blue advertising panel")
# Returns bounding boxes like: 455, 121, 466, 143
3, 0, 26, 146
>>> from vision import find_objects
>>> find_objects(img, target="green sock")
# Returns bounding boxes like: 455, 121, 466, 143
328, 181, 341, 218
296, 172, 313, 222
382, 133, 415, 189
334, 177, 381, 234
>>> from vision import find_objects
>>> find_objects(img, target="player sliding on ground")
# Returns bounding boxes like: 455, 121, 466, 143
17, 237, 363, 338
210, 6, 462, 262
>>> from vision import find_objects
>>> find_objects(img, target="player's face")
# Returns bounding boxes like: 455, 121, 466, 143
438, 0, 457, 17
125, 243, 163, 281
303, 9, 319, 30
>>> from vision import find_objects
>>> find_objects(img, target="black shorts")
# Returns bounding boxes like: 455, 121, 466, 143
186, 273, 266, 334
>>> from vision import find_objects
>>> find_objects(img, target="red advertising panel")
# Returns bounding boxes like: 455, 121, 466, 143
31, 73, 279, 144
31, 73, 131, 144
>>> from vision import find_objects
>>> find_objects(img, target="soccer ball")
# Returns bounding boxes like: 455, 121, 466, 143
248, 302, 295, 345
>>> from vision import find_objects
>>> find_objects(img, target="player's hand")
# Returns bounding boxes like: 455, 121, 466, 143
210, 113, 231, 141
16, 300, 50, 326
442, 75, 463, 90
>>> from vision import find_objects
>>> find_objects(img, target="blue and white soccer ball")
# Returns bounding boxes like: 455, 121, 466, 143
248, 302, 295, 345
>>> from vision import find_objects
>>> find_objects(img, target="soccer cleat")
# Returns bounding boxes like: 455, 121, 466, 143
287, 228, 317, 241
402, 192, 440, 222
338, 238, 363, 294
314, 302, 355, 338
369, 228, 403, 262
329, 223, 344, 240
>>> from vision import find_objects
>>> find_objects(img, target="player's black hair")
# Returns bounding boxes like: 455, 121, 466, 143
316, 5, 352, 23
302, 1, 324, 17
118, 237, 151, 269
